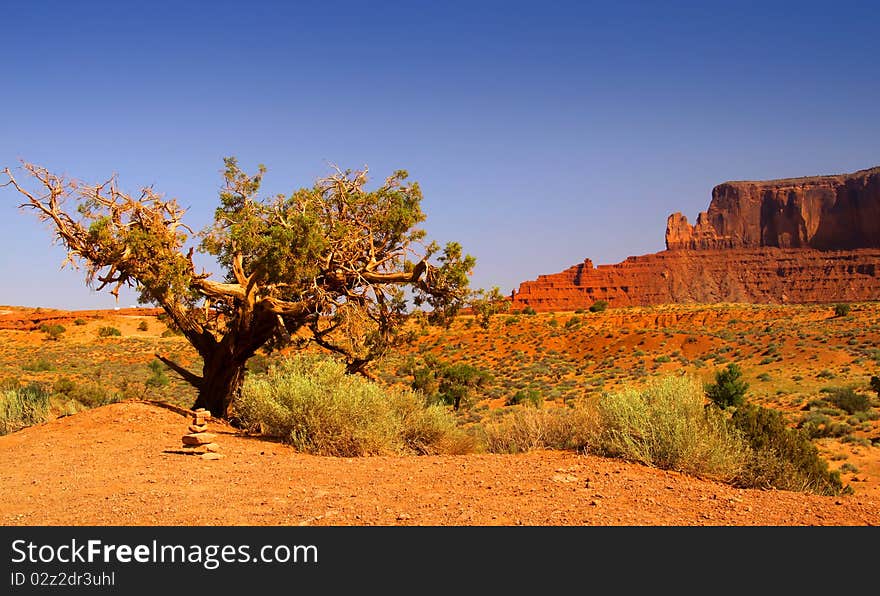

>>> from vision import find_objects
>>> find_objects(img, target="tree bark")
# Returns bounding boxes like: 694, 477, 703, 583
193, 350, 247, 418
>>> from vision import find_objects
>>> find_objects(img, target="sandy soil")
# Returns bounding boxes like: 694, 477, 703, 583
1, 401, 877, 526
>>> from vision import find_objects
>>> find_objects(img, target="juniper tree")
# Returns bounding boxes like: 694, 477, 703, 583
3, 159, 480, 418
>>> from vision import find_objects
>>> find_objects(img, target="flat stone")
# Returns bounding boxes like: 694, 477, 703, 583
204, 443, 221, 452
182, 432, 217, 445
188, 424, 209, 433
201, 452, 225, 460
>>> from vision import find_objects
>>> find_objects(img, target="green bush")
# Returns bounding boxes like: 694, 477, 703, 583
1, 383, 50, 435
97, 326, 121, 337
592, 375, 748, 481
69, 382, 117, 408
73, 318, 87, 326
731, 404, 848, 496
522, 306, 537, 316
146, 360, 170, 388
589, 300, 608, 313
137, 320, 149, 331
827, 388, 872, 414
870, 375, 880, 398
506, 389, 543, 408
39, 323, 66, 340
234, 355, 473, 456
833, 303, 851, 317
705, 363, 748, 409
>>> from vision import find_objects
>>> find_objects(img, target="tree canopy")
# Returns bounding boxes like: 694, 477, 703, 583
3, 159, 495, 417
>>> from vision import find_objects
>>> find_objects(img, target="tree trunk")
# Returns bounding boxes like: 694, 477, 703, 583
193, 351, 247, 419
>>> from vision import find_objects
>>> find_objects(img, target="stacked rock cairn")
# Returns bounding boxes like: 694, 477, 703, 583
182, 408, 224, 460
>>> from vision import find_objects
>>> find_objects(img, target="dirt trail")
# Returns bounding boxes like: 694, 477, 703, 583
1, 402, 877, 526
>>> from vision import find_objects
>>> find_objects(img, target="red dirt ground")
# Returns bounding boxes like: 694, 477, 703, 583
1, 401, 878, 526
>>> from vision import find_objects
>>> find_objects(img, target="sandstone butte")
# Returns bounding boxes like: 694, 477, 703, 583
511, 165, 880, 311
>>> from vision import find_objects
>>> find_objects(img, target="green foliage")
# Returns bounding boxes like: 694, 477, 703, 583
870, 375, 880, 397
827, 387, 872, 414
73, 318, 87, 326
0, 382, 50, 435
234, 355, 473, 456
593, 376, 748, 480
38, 323, 66, 340
564, 316, 581, 329
470, 286, 509, 329
146, 360, 170, 388
506, 388, 542, 408
705, 363, 749, 409
137, 320, 149, 331
833, 303, 851, 317
731, 404, 848, 496
522, 306, 537, 316
589, 300, 608, 313
68, 382, 117, 408
97, 326, 121, 337
401, 356, 492, 411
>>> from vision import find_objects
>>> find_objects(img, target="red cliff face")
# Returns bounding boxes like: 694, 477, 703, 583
666, 166, 880, 250
512, 166, 880, 311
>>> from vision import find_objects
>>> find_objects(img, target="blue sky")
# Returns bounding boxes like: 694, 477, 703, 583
1, 0, 878, 309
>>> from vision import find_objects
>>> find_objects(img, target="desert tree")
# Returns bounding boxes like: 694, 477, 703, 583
2, 158, 480, 418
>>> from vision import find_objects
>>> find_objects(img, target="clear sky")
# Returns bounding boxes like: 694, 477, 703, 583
1, 0, 878, 310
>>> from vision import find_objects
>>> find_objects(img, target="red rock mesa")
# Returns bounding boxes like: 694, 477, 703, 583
511, 166, 880, 311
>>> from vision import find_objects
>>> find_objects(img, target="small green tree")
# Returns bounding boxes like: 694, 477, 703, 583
38, 323, 65, 341
401, 356, 491, 411
705, 363, 749, 409
589, 300, 608, 313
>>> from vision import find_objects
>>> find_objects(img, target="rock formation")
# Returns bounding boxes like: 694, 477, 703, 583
511, 166, 880, 311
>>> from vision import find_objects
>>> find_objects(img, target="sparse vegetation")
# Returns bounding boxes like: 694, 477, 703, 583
97, 326, 121, 337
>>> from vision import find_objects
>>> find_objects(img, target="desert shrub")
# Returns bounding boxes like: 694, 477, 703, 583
756, 372, 772, 382
826, 388, 871, 414
705, 363, 748, 409
589, 300, 608, 313
137, 320, 149, 331
1, 382, 50, 435
69, 382, 117, 408
145, 360, 170, 388
731, 404, 847, 495
97, 326, 121, 337
39, 323, 66, 340
52, 377, 77, 396
870, 375, 880, 398
654, 355, 671, 363
833, 303, 851, 317
22, 358, 55, 372
235, 355, 471, 456
506, 389, 543, 408
522, 306, 537, 316
73, 318, 87, 326
481, 403, 595, 454
592, 375, 748, 481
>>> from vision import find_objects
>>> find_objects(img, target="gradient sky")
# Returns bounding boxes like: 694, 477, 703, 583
1, 0, 878, 310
